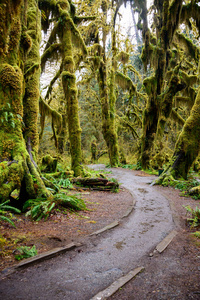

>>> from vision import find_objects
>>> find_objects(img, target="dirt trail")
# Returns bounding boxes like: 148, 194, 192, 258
0, 166, 199, 300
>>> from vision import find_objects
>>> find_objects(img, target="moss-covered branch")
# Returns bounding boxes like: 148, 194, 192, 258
39, 97, 62, 140
41, 43, 62, 72
45, 64, 63, 100
171, 108, 185, 126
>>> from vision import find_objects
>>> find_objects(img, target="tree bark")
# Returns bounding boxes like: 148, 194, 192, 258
61, 25, 83, 176
0, 0, 50, 205
156, 86, 200, 183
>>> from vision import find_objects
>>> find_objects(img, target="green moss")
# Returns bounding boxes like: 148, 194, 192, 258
0, 64, 22, 91
41, 155, 58, 173
23, 0, 41, 154
143, 76, 157, 97
21, 31, 32, 53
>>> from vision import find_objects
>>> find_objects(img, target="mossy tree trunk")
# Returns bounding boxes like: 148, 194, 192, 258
140, 77, 159, 169
0, 0, 50, 206
108, 29, 119, 166
96, 2, 119, 167
23, 0, 41, 161
157, 87, 200, 182
98, 58, 119, 167
61, 15, 83, 176
39, 0, 89, 176
57, 113, 68, 154
139, 0, 184, 169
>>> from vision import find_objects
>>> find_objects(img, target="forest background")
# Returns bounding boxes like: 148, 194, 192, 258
1, 0, 200, 221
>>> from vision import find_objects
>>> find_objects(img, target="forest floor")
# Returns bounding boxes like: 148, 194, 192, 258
0, 169, 200, 299
0, 187, 133, 272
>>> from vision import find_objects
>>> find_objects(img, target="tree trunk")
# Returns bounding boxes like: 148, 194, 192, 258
140, 77, 159, 169
61, 21, 83, 176
108, 29, 119, 166
58, 113, 68, 154
156, 87, 200, 183
139, 0, 183, 169
23, 0, 41, 159
98, 60, 119, 167
0, 0, 50, 206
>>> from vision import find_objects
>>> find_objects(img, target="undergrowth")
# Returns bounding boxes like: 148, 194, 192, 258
0, 200, 21, 227
23, 193, 86, 221
184, 204, 200, 228
170, 178, 200, 199
15, 245, 37, 261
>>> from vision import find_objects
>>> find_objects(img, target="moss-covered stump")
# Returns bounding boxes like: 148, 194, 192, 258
91, 142, 97, 163
41, 155, 58, 173
189, 186, 200, 197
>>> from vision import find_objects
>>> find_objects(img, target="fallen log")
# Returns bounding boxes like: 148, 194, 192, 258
71, 177, 119, 191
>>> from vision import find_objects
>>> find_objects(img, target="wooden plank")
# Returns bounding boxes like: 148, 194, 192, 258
90, 221, 119, 236
156, 230, 177, 253
90, 267, 145, 300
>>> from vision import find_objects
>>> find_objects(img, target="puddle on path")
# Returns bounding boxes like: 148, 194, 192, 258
114, 240, 126, 250
138, 188, 148, 193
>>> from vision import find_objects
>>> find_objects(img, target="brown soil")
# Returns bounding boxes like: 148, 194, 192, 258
0, 188, 133, 272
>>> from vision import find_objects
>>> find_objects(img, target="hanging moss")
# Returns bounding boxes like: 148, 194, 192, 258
175, 96, 193, 109
171, 109, 185, 127
116, 72, 136, 94
39, 97, 62, 140
116, 51, 129, 64
41, 43, 62, 72
174, 32, 199, 64
88, 43, 104, 57
181, 1, 200, 35
143, 76, 157, 97
164, 0, 182, 49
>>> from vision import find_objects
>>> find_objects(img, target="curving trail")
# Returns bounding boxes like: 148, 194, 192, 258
0, 166, 175, 300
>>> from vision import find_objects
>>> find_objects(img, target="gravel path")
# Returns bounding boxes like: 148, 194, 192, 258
0, 166, 175, 300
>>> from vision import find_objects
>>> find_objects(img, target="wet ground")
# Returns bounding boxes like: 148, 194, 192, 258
0, 165, 196, 299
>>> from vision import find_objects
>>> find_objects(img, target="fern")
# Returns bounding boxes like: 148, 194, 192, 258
54, 193, 86, 210
15, 245, 37, 261
24, 198, 56, 221
0, 200, 21, 227
184, 204, 200, 228
23, 192, 86, 221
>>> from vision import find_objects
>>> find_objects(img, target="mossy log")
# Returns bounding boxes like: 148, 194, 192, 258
44, 171, 74, 179
96, 150, 108, 160
71, 178, 119, 191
